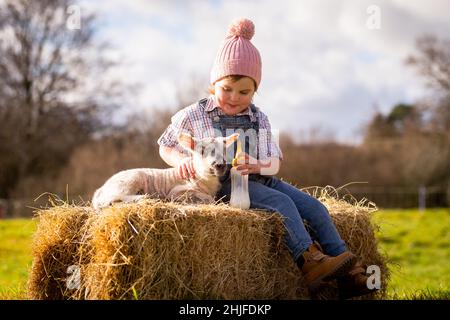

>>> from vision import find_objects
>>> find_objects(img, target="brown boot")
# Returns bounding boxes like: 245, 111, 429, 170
301, 242, 356, 291
338, 262, 380, 299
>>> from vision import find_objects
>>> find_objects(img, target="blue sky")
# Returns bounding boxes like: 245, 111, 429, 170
80, 0, 450, 143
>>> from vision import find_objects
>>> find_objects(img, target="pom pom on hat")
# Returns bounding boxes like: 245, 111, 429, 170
227, 18, 255, 40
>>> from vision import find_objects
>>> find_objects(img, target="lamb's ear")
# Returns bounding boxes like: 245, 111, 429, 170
225, 133, 239, 148
177, 132, 196, 153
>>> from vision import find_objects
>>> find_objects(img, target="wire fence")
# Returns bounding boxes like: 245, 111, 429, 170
0, 186, 448, 218
343, 185, 448, 209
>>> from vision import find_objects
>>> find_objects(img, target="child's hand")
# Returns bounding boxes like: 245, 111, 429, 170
235, 152, 261, 175
178, 157, 196, 180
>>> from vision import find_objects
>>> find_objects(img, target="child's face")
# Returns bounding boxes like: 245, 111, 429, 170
214, 77, 255, 115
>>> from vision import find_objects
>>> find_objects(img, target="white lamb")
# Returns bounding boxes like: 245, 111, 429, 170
91, 132, 238, 209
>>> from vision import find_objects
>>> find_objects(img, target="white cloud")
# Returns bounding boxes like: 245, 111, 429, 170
79, 0, 450, 142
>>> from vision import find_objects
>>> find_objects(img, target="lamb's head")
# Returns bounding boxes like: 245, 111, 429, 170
178, 132, 239, 179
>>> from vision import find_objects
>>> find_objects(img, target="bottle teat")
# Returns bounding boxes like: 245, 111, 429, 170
232, 140, 242, 167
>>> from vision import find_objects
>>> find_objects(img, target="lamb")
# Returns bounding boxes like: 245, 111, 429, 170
91, 132, 238, 209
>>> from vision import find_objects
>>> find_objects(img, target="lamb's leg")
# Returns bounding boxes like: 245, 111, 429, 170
92, 187, 105, 209
187, 191, 214, 204
121, 195, 149, 203
168, 185, 214, 204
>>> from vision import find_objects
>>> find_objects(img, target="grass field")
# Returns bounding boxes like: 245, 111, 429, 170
0, 208, 448, 299
372, 208, 449, 299
0, 218, 36, 299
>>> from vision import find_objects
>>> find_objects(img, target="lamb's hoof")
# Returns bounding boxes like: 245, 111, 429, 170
122, 195, 149, 204
181, 192, 214, 204
190, 197, 213, 204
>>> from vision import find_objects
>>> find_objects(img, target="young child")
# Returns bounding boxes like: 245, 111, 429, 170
158, 18, 376, 299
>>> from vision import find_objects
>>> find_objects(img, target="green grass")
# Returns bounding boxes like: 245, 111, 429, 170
0, 218, 36, 299
372, 208, 450, 299
0, 208, 448, 299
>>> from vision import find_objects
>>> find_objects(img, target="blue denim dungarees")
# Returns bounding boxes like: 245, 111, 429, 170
202, 99, 347, 259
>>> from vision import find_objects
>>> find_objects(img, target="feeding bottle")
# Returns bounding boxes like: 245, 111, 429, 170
229, 140, 250, 209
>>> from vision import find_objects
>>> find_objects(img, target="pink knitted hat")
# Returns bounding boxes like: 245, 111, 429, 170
210, 18, 262, 88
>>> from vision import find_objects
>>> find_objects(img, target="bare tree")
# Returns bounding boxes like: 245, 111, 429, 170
407, 35, 450, 132
0, 0, 122, 198
406, 35, 450, 93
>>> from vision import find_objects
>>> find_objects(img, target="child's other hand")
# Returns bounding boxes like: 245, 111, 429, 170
178, 157, 196, 180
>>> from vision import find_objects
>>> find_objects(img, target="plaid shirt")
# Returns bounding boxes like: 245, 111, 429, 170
157, 96, 283, 160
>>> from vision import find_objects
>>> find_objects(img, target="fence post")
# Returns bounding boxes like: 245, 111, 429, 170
418, 185, 426, 213
0, 199, 7, 219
